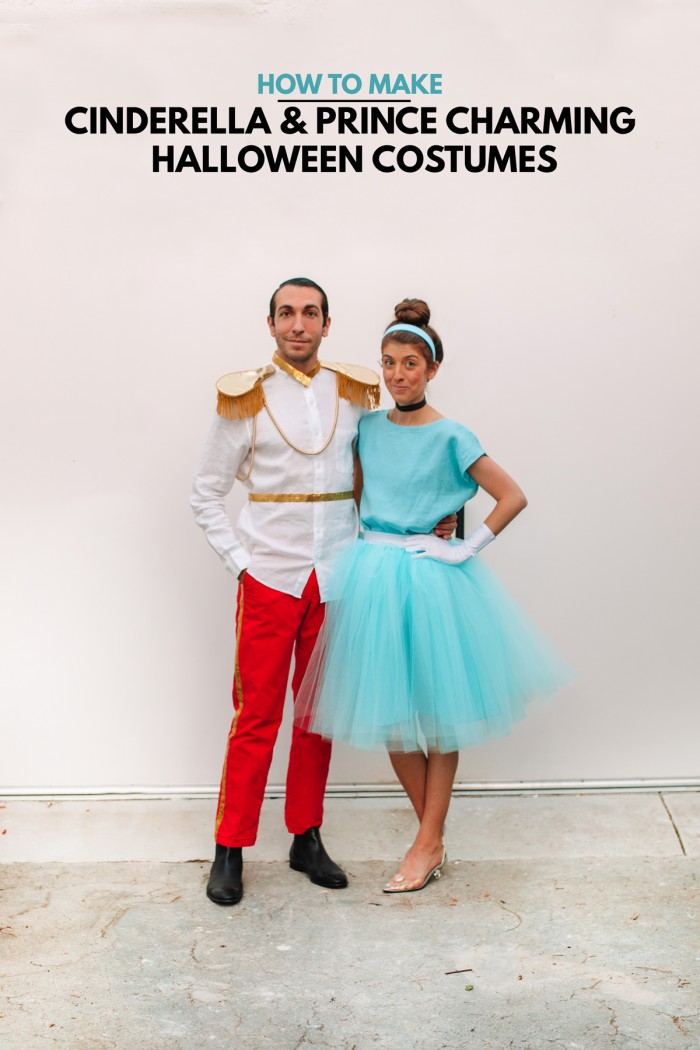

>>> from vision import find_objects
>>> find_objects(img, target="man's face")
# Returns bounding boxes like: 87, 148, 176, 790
267, 285, 330, 371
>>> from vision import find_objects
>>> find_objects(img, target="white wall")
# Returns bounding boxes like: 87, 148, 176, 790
2, 0, 699, 791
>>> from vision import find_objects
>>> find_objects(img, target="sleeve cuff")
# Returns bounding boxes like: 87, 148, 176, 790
223, 548, 252, 578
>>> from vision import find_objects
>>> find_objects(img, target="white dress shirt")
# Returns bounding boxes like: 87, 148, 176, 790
191, 359, 364, 600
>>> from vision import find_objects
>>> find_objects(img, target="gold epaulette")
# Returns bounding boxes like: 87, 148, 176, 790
216, 364, 275, 420
321, 361, 381, 410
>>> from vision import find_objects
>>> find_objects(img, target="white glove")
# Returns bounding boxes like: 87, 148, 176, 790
406, 524, 495, 564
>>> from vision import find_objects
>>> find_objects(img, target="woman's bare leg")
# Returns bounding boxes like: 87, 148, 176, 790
385, 751, 459, 890
389, 750, 428, 822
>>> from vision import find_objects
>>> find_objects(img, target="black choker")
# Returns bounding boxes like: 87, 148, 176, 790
394, 397, 427, 413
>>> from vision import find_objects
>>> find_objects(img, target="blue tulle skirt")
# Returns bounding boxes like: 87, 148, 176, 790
295, 538, 573, 753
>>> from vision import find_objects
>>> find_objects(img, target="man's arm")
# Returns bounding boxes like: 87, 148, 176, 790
353, 452, 363, 509
190, 415, 253, 578
434, 513, 458, 539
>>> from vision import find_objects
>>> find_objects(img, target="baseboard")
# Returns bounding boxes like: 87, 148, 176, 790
2, 777, 699, 801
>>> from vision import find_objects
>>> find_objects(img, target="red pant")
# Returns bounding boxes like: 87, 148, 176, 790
214, 570, 331, 847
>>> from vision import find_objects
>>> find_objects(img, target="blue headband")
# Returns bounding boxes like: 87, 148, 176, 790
383, 323, 436, 360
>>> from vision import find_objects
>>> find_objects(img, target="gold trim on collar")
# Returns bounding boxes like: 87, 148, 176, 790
273, 352, 321, 386
249, 491, 354, 503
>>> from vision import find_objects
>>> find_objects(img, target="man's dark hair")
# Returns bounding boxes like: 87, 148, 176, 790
269, 277, 329, 324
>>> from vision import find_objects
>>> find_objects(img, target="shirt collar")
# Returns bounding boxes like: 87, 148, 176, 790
273, 351, 321, 387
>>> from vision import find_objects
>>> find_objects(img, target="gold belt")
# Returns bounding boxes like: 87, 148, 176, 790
248, 491, 354, 503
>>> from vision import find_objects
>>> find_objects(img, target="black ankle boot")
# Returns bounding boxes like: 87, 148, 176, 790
206, 844, 243, 905
289, 827, 348, 889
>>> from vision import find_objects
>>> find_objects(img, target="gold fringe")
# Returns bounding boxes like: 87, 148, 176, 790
217, 383, 265, 420
336, 372, 381, 410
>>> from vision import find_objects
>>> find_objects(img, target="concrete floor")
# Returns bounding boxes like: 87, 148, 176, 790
2, 794, 699, 1049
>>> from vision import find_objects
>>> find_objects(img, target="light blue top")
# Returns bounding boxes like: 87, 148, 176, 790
357, 411, 486, 535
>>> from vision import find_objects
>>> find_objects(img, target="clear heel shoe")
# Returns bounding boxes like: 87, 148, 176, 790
383, 849, 447, 894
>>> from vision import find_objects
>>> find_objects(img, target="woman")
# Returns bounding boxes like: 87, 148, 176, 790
296, 299, 572, 893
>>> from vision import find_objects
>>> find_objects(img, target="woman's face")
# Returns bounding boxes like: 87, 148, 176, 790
381, 340, 439, 406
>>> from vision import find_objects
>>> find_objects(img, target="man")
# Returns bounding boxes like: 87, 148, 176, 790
191, 278, 454, 906
191, 277, 379, 905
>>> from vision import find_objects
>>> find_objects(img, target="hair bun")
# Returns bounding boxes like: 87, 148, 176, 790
394, 298, 430, 327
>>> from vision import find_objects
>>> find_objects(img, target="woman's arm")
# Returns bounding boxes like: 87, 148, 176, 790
406, 456, 527, 564
467, 456, 527, 536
